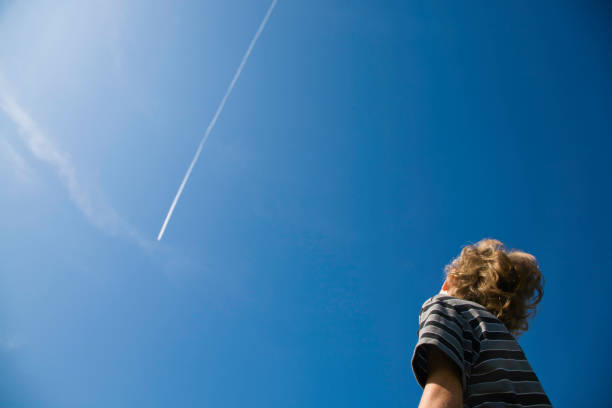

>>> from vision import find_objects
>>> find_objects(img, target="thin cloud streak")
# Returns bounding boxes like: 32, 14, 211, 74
0, 138, 32, 182
0, 77, 150, 249
157, 0, 278, 241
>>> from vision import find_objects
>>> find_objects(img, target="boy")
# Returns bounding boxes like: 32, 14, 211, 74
412, 239, 552, 407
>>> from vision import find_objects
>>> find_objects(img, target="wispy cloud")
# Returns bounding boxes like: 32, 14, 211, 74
0, 138, 33, 182
0, 75, 150, 249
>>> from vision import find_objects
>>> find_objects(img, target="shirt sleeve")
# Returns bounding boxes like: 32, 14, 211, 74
411, 296, 476, 392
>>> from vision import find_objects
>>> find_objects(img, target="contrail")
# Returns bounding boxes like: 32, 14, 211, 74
157, 0, 277, 241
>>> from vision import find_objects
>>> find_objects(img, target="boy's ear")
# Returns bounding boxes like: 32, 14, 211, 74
442, 279, 449, 291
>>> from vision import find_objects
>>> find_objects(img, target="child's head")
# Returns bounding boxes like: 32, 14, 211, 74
444, 239, 544, 335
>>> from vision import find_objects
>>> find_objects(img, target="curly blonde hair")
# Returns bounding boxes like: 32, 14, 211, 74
445, 239, 544, 335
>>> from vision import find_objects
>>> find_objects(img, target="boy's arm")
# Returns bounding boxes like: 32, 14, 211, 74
417, 347, 463, 408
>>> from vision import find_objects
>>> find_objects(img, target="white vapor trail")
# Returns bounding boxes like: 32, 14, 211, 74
157, 0, 277, 241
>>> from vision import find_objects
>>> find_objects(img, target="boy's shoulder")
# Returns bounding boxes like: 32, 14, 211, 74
420, 293, 490, 315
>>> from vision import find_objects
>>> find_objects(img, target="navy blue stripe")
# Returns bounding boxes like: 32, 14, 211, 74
468, 391, 552, 406
419, 309, 462, 331
419, 332, 464, 366
454, 302, 487, 313
421, 320, 474, 362
422, 320, 463, 348
421, 301, 457, 316
475, 349, 527, 365
470, 368, 539, 384
480, 331, 515, 341
420, 302, 482, 361
433, 295, 487, 312
460, 327, 480, 357
469, 315, 502, 329
421, 298, 487, 315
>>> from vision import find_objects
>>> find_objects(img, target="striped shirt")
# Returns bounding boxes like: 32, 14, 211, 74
412, 294, 552, 408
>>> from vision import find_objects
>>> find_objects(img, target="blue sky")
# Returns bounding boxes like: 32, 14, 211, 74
0, 0, 610, 406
